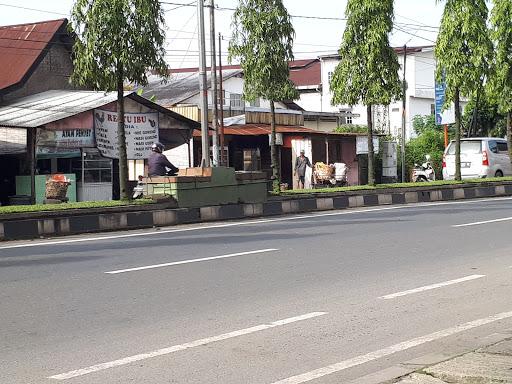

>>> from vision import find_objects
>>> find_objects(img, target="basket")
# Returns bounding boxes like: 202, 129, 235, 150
314, 162, 334, 180
45, 180, 70, 200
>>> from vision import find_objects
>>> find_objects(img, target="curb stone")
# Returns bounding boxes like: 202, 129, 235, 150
1, 182, 512, 241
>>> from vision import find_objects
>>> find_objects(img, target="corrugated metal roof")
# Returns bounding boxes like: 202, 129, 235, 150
193, 124, 321, 137
0, 19, 67, 91
143, 69, 243, 106
0, 90, 123, 128
193, 123, 369, 137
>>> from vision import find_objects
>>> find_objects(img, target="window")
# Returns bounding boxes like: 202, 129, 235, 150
447, 141, 482, 155
497, 141, 508, 153
249, 98, 260, 107
430, 104, 435, 115
327, 71, 334, 84
230, 93, 243, 108
346, 116, 353, 124
488, 140, 498, 154
72, 151, 113, 183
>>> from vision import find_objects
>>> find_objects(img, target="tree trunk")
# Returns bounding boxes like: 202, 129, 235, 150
507, 111, 512, 170
367, 104, 375, 186
454, 87, 461, 181
117, 68, 129, 200
270, 100, 280, 193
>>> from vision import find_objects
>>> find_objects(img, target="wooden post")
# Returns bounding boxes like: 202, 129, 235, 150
444, 124, 449, 148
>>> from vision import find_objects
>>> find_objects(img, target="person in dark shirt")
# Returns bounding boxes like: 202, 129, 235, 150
148, 142, 179, 176
294, 149, 312, 189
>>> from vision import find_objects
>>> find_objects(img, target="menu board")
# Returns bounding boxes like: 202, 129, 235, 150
94, 110, 159, 159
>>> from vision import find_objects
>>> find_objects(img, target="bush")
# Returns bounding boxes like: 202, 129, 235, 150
405, 128, 445, 180
334, 124, 367, 134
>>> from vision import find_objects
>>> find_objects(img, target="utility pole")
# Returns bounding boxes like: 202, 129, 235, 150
401, 44, 407, 182
197, 0, 210, 167
209, 0, 219, 166
218, 32, 225, 166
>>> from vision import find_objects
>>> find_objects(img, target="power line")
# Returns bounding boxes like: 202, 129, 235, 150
0, 2, 68, 16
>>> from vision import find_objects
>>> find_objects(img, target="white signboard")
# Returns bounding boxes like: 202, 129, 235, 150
37, 128, 95, 148
94, 110, 159, 159
356, 136, 380, 154
268, 132, 283, 146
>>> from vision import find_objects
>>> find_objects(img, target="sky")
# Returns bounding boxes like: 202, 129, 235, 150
0, 0, 444, 68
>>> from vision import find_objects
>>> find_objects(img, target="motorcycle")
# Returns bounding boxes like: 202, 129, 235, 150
413, 155, 436, 182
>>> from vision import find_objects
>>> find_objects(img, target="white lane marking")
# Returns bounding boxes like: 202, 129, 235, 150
48, 311, 327, 380
271, 310, 512, 384
453, 216, 512, 228
105, 248, 278, 274
3, 196, 512, 250
379, 274, 486, 299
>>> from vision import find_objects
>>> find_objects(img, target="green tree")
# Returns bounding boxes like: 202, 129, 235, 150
488, 0, 512, 164
330, 0, 402, 186
229, 0, 299, 193
70, 0, 168, 199
462, 94, 506, 137
435, 0, 493, 180
412, 115, 438, 135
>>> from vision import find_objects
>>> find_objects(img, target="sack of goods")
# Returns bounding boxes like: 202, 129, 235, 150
45, 174, 71, 200
314, 162, 334, 178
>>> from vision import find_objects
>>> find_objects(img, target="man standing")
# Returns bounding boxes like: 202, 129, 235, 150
148, 142, 179, 176
294, 149, 312, 189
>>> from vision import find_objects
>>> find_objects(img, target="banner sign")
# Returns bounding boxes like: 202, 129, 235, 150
37, 128, 95, 148
435, 77, 455, 125
94, 110, 159, 159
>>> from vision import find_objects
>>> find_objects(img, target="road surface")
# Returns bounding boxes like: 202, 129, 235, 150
2, 197, 512, 383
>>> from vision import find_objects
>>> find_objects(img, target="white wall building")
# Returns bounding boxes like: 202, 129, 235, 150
319, 46, 436, 139
145, 49, 437, 140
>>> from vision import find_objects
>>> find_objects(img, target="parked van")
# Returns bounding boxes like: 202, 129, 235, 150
443, 138, 512, 180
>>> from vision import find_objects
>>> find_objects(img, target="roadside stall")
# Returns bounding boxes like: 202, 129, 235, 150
0, 90, 199, 204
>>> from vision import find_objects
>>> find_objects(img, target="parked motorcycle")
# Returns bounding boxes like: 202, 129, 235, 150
413, 155, 436, 182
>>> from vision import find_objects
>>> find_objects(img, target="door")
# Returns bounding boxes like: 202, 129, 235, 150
281, 147, 292, 189
496, 141, 512, 176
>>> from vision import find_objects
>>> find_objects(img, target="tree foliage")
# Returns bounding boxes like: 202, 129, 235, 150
435, 0, 493, 180
229, 0, 298, 192
462, 94, 507, 138
435, 0, 492, 104
70, 0, 168, 199
70, 0, 168, 90
330, 0, 402, 185
228, 0, 298, 104
488, 0, 512, 163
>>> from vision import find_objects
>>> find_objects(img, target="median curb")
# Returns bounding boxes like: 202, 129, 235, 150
1, 181, 512, 241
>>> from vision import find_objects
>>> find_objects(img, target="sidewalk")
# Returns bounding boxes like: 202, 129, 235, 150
394, 338, 512, 383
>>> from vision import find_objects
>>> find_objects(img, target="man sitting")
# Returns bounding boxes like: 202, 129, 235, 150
148, 142, 179, 176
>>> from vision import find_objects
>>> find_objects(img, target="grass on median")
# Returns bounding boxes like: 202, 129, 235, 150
0, 199, 155, 215
278, 176, 512, 195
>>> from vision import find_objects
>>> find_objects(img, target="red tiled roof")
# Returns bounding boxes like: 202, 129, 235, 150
0, 19, 67, 92
170, 59, 321, 87
289, 59, 321, 87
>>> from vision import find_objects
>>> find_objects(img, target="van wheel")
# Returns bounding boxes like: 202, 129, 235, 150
495, 170, 504, 178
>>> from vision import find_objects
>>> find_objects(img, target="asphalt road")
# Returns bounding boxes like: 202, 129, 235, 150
2, 197, 512, 384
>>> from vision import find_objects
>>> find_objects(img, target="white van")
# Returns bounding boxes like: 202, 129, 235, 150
442, 138, 512, 180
